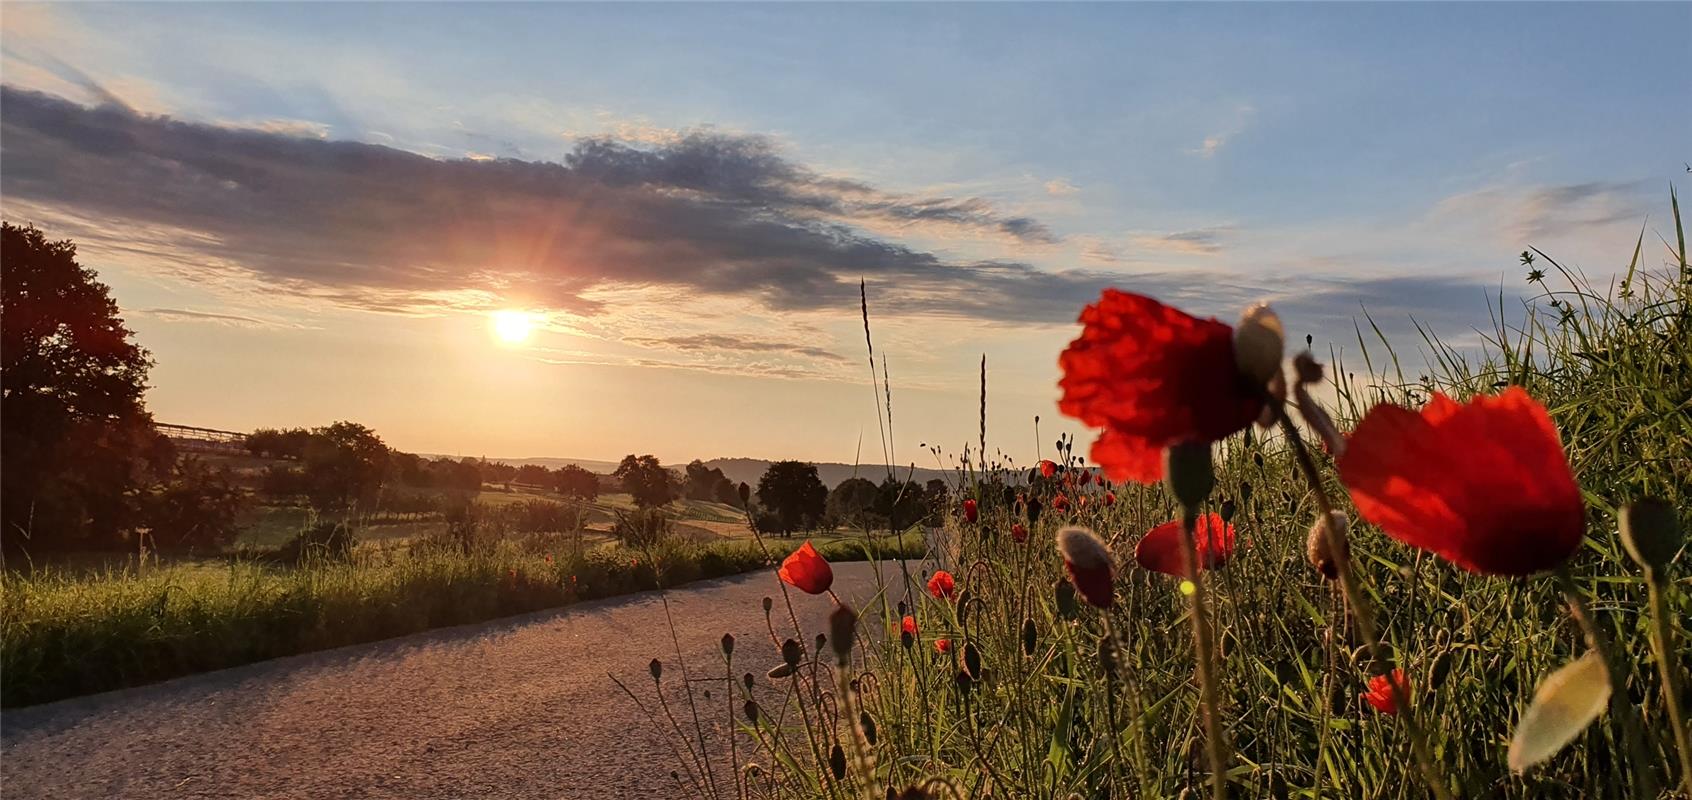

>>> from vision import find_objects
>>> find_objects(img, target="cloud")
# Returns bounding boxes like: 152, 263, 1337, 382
1432, 180, 1648, 242
0, 86, 1086, 324
1187, 104, 1255, 159
133, 307, 287, 328
1130, 226, 1234, 256
1188, 135, 1227, 159
1044, 178, 1079, 196
625, 333, 846, 362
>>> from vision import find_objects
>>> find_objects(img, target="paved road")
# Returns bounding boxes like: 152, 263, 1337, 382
1, 561, 923, 800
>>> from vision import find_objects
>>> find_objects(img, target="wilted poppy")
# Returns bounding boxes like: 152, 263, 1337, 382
779, 541, 834, 594
1052, 493, 1070, 513
1039, 459, 1058, 478
1362, 669, 1407, 715
962, 499, 978, 523
901, 615, 918, 636
927, 570, 957, 600
1057, 526, 1114, 608
1058, 290, 1265, 483
1011, 523, 1028, 543
935, 638, 952, 654
1337, 387, 1584, 576
1135, 512, 1236, 576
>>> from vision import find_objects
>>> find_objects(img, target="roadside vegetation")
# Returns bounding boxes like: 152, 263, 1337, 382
624, 195, 1690, 799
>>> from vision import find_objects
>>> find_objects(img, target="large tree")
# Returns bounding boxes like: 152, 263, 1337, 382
301, 421, 390, 512
827, 476, 882, 529
2, 223, 171, 552
551, 464, 600, 500
756, 461, 828, 535
615, 454, 674, 508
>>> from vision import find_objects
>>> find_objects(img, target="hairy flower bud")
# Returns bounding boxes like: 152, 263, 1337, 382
1057, 526, 1115, 608
1307, 510, 1350, 581
781, 638, 802, 668
1620, 498, 1680, 572
648, 658, 663, 681
1234, 302, 1285, 385
720, 633, 735, 658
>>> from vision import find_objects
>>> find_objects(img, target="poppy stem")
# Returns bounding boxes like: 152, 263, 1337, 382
1553, 567, 1661, 800
1272, 406, 1454, 800
1643, 568, 1692, 798
1175, 506, 1231, 800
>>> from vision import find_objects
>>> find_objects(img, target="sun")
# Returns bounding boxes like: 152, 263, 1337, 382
490, 310, 536, 345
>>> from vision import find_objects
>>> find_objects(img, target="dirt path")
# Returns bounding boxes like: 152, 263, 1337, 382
0, 560, 925, 800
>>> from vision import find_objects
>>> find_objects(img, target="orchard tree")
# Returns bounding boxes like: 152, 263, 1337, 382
827, 476, 881, 529
302, 421, 390, 511
552, 464, 600, 500
1, 223, 172, 552
756, 461, 828, 535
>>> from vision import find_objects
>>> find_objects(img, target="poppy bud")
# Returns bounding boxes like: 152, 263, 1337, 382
963, 642, 982, 679
1234, 302, 1285, 385
649, 658, 663, 681
900, 630, 914, 648
744, 699, 760, 722
743, 672, 755, 690
829, 744, 846, 780
815, 633, 827, 653
1055, 576, 1079, 619
954, 670, 973, 696
1057, 526, 1115, 608
1021, 617, 1037, 657
1026, 498, 1043, 523
781, 638, 802, 667
1240, 481, 1253, 505
830, 606, 857, 665
1307, 511, 1349, 581
962, 498, 978, 523
762, 596, 773, 614
859, 711, 878, 745
1619, 498, 1680, 572
1163, 442, 1215, 509
896, 600, 906, 616
1220, 498, 1237, 524
721, 633, 735, 658
738, 482, 751, 503
1011, 523, 1028, 543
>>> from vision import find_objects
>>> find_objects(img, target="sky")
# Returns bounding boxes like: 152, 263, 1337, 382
1, 2, 1687, 467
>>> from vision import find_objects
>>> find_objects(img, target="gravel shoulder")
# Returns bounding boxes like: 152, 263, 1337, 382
1, 560, 924, 800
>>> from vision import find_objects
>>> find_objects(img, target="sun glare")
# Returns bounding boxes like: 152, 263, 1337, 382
491, 310, 536, 345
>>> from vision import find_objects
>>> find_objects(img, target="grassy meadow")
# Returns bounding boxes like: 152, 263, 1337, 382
630, 204, 1690, 799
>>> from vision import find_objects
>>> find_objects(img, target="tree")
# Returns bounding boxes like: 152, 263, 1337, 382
755, 461, 828, 535
551, 464, 600, 500
301, 421, 390, 512
2, 222, 172, 552
144, 459, 248, 551
877, 478, 928, 532
827, 477, 882, 529
245, 427, 312, 459
514, 463, 551, 487
615, 454, 674, 508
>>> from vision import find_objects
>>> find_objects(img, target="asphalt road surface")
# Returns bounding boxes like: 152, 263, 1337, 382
1, 560, 924, 799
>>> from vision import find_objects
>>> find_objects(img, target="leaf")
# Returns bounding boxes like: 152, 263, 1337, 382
1508, 651, 1612, 772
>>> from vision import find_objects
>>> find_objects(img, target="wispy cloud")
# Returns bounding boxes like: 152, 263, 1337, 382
625, 333, 845, 362
1044, 178, 1079, 197
132, 307, 301, 329
1186, 104, 1255, 159
1130, 226, 1235, 256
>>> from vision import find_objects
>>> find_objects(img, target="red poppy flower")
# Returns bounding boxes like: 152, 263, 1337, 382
901, 615, 918, 636
962, 499, 978, 523
927, 570, 956, 600
1104, 491, 1116, 507
1058, 290, 1264, 483
1011, 523, 1028, 543
1337, 387, 1584, 576
1095, 473, 1106, 487
1362, 669, 1407, 715
1052, 493, 1070, 512
935, 638, 951, 654
779, 541, 834, 595
1039, 459, 1058, 478
1134, 512, 1236, 576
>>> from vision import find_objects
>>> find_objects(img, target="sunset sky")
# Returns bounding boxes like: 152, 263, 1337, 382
2, 2, 1686, 466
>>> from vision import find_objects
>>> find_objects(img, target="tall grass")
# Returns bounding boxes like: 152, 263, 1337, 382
631, 198, 1689, 799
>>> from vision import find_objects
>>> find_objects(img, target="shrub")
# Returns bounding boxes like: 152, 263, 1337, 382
610, 507, 672, 548
276, 521, 356, 564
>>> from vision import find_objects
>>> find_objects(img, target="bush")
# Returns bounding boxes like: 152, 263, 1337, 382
610, 507, 672, 548
276, 521, 356, 564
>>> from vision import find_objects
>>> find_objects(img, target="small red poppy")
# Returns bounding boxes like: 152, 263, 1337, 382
1362, 669, 1407, 715
1095, 473, 1105, 487
1338, 387, 1584, 576
962, 498, 978, 523
1052, 493, 1070, 512
927, 570, 956, 600
1058, 290, 1264, 483
1104, 491, 1116, 507
1011, 523, 1028, 543
779, 540, 834, 595
1134, 512, 1236, 576
935, 638, 951, 654
1039, 459, 1058, 478
901, 615, 918, 636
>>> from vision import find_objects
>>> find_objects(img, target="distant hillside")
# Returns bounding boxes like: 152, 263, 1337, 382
431, 454, 954, 489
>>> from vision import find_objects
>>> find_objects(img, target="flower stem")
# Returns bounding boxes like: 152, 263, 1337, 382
1176, 506, 1230, 800
1273, 407, 1453, 800
1554, 568, 1661, 800
1644, 569, 1692, 798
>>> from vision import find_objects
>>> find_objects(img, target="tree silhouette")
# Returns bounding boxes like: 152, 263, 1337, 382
551, 464, 600, 500
756, 460, 828, 535
615, 454, 673, 508
302, 421, 390, 512
827, 476, 881, 529
2, 222, 171, 552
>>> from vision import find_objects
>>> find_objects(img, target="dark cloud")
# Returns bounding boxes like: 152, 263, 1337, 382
0, 86, 1080, 322
625, 333, 846, 362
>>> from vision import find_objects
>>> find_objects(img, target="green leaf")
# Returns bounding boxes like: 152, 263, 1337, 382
1507, 650, 1612, 773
